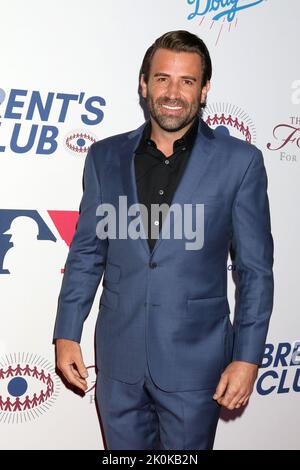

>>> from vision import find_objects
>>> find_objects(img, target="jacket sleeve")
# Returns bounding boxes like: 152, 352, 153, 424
52, 144, 108, 343
231, 147, 274, 365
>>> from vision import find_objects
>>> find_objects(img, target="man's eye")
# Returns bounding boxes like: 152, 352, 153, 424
157, 77, 167, 82
183, 80, 193, 86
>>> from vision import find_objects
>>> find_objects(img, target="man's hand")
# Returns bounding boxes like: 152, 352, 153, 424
213, 361, 258, 410
56, 339, 89, 393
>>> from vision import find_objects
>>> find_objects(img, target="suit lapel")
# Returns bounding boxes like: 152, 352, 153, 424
120, 118, 217, 257
120, 122, 150, 256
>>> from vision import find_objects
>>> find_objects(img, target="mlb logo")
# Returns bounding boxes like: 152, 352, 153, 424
0, 210, 78, 275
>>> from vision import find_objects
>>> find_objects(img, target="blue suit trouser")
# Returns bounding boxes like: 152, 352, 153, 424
96, 360, 221, 450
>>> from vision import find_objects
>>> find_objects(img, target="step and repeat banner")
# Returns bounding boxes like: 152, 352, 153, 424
0, 0, 299, 450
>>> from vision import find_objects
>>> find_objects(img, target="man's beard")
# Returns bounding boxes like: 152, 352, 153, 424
146, 94, 201, 133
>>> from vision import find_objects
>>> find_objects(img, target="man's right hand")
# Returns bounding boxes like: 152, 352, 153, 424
55, 339, 89, 392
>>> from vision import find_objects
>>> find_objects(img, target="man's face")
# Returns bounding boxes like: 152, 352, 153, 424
140, 48, 210, 132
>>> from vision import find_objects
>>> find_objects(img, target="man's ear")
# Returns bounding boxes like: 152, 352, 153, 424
200, 80, 211, 105
140, 74, 147, 99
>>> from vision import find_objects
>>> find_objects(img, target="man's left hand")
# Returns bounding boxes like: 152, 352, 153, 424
213, 361, 259, 410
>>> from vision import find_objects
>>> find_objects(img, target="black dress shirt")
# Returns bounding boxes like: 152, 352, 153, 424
134, 115, 199, 252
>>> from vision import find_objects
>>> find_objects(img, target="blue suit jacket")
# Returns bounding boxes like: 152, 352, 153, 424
53, 118, 274, 392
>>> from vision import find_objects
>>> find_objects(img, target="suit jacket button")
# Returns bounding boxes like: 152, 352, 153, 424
149, 262, 157, 269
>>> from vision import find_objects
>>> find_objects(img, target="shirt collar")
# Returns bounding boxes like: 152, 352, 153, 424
135, 115, 199, 155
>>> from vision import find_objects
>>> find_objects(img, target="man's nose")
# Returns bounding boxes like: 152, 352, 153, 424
166, 80, 181, 99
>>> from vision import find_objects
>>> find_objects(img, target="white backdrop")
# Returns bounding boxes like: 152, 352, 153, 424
0, 0, 299, 450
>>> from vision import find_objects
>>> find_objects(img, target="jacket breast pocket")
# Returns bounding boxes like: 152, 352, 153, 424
189, 195, 224, 207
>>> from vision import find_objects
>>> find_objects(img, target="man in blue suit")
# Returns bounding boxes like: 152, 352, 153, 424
53, 30, 274, 450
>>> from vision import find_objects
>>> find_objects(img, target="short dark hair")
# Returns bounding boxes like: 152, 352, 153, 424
140, 30, 212, 88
